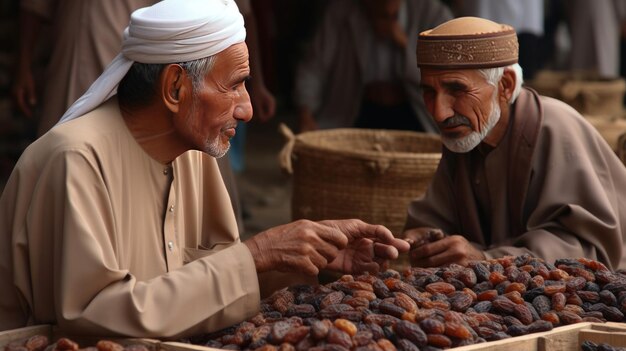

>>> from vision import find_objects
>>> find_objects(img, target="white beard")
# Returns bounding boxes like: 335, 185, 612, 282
442, 90, 502, 153
187, 95, 230, 158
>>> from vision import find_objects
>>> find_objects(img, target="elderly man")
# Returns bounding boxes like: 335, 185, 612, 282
0, 0, 409, 339
404, 17, 626, 270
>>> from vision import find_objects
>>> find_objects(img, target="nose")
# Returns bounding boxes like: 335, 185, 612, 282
430, 94, 455, 124
234, 87, 253, 122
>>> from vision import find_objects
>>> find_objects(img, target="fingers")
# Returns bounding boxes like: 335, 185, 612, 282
285, 254, 323, 276
321, 219, 395, 244
373, 242, 399, 260
410, 235, 483, 267
410, 236, 454, 267
309, 222, 349, 249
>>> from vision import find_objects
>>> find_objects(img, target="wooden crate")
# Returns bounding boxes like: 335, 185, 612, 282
160, 341, 222, 351
17, 322, 613, 351
450, 322, 626, 351
0, 325, 160, 350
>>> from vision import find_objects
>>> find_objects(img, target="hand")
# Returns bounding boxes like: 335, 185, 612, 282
244, 219, 349, 276
403, 227, 445, 247
298, 107, 318, 133
321, 219, 410, 274
388, 21, 408, 49
11, 66, 37, 117
409, 234, 485, 267
250, 83, 276, 122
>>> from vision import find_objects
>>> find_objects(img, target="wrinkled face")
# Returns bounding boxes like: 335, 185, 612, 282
420, 68, 500, 153
176, 42, 252, 158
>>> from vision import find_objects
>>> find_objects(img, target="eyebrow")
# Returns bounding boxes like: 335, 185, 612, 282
441, 80, 469, 91
231, 74, 251, 87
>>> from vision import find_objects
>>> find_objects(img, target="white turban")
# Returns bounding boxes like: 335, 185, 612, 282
58, 0, 246, 124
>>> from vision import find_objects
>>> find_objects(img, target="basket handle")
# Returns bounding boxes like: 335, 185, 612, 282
278, 123, 296, 174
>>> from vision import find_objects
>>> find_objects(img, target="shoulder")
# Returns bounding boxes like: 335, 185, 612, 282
538, 95, 599, 140
18, 101, 130, 171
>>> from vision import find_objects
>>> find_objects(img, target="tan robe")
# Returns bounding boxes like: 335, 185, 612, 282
21, 0, 156, 135
0, 99, 263, 338
406, 88, 626, 270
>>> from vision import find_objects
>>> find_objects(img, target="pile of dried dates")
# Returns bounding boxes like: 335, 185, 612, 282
186, 255, 626, 350
4, 335, 149, 351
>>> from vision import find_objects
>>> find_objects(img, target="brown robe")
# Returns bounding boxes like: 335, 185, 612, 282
406, 88, 626, 270
0, 99, 310, 338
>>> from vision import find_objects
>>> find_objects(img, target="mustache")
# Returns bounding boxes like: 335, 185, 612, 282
440, 114, 472, 128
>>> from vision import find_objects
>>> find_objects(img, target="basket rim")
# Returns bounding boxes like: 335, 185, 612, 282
294, 128, 443, 160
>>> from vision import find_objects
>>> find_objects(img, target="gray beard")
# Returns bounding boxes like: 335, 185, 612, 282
442, 91, 501, 153
187, 95, 230, 158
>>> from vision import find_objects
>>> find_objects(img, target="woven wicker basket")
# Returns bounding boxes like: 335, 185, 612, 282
280, 126, 442, 236
526, 70, 626, 117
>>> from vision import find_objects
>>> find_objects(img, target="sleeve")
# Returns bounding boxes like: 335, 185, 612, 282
43, 150, 260, 339
293, 4, 341, 114
485, 114, 626, 270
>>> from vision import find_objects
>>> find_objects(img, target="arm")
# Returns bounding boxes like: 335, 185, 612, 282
11, 8, 44, 117
481, 117, 626, 269
293, 5, 341, 132
241, 6, 276, 122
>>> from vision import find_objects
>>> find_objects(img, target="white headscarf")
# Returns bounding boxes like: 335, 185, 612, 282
57, 0, 246, 124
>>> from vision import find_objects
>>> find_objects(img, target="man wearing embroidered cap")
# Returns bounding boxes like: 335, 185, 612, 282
0, 0, 409, 338
403, 17, 626, 270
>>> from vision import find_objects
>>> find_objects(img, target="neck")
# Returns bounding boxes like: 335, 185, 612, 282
120, 102, 190, 164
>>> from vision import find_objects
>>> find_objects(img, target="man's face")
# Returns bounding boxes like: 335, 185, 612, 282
420, 68, 500, 153
176, 42, 252, 158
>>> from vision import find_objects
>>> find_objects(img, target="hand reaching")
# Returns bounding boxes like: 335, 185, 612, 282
244, 220, 348, 276
408, 232, 485, 267
320, 219, 410, 274
244, 219, 410, 276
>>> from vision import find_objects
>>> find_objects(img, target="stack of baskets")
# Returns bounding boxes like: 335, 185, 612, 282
280, 126, 442, 236
526, 70, 626, 117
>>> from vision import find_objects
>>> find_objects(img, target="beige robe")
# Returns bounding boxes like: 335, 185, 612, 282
21, 0, 156, 135
406, 88, 626, 270
0, 99, 262, 338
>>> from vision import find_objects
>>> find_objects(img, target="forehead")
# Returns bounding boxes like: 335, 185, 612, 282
420, 68, 486, 85
211, 43, 249, 73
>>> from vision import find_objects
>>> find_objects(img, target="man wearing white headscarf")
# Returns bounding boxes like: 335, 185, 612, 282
0, 0, 409, 338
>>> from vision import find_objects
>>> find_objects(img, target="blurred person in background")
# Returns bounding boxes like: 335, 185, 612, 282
294, 0, 452, 133
455, 0, 544, 80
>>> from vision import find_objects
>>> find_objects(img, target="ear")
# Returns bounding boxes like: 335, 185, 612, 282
498, 68, 516, 104
160, 64, 191, 114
